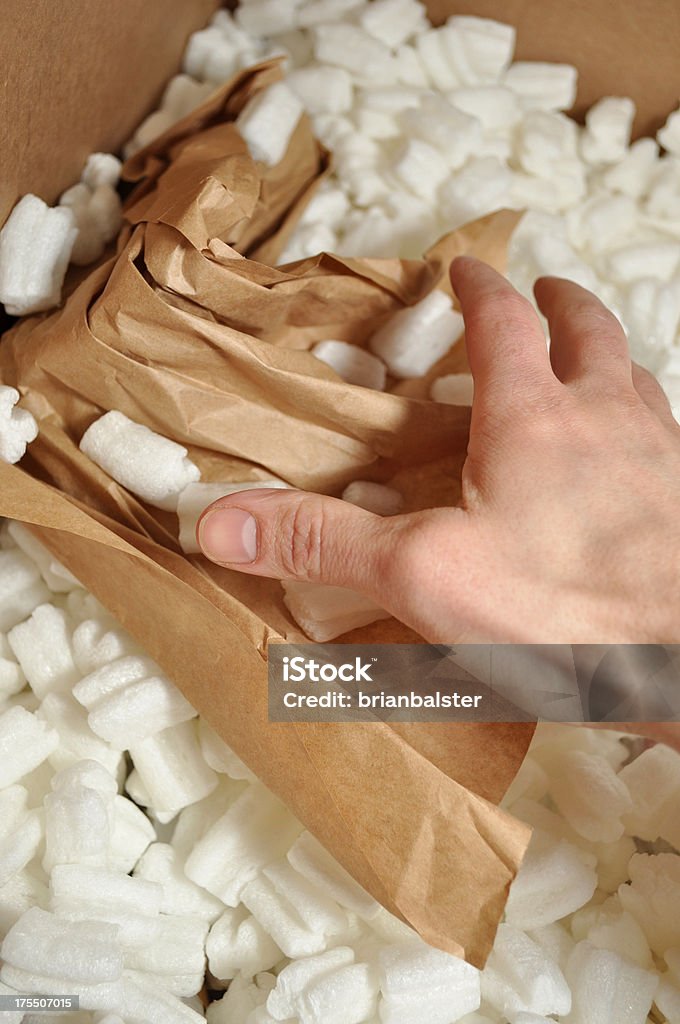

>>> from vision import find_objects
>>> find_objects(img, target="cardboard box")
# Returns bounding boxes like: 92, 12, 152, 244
2, 0, 679, 229
0, 0, 220, 225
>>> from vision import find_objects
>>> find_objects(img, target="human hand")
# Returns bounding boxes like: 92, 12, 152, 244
196, 256, 680, 646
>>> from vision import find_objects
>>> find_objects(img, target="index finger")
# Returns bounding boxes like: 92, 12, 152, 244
449, 256, 557, 403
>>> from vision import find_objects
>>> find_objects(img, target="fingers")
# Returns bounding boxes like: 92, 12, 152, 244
449, 256, 556, 403
534, 276, 632, 389
632, 362, 677, 425
197, 487, 400, 595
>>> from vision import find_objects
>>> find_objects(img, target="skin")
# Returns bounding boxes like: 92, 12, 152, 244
197, 256, 680, 749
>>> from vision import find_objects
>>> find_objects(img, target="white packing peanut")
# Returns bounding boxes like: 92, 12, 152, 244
0, 386, 39, 465
341, 481, 403, 516
430, 373, 474, 405
311, 340, 387, 390
282, 580, 391, 641
368, 290, 464, 378
79, 410, 201, 512
0, 196, 77, 315
237, 82, 304, 166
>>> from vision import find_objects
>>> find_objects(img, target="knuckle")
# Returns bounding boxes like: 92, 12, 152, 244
382, 512, 448, 581
278, 495, 327, 581
562, 303, 626, 351
473, 291, 535, 337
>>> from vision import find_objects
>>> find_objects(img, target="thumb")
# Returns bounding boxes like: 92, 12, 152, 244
196, 487, 403, 595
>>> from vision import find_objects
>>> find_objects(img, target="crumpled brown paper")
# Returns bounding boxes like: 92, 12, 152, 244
0, 61, 533, 967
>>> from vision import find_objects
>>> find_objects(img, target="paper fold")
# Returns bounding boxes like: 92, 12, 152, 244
0, 61, 533, 967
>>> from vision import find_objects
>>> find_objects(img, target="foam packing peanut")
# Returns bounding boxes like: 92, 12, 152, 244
209, 972, 274, 1023
359, 0, 428, 49
504, 61, 578, 112
117, 969, 207, 1023
314, 23, 395, 80
368, 289, 464, 378
129, 719, 218, 815
50, 864, 163, 949
618, 852, 680, 955
126, 966, 206, 1000
342, 481, 403, 516
235, 0, 301, 36
391, 138, 450, 199
580, 96, 636, 165
8, 604, 79, 699
38, 692, 123, 777
504, 836, 598, 930
0, 806, 42, 889
82, 152, 122, 190
0, 705, 59, 788
282, 580, 391, 641
6, 520, 79, 593
311, 340, 387, 390
207, 905, 282, 981
73, 654, 159, 708
170, 776, 244, 861
481, 924, 571, 1019
0, 963, 123, 1013
604, 240, 680, 285
0, 385, 39, 465
124, 913, 209, 977
449, 84, 521, 130
184, 782, 302, 905
415, 27, 461, 91
378, 941, 481, 1024
297, 184, 351, 228
619, 743, 680, 841
84, 673, 197, 749
277, 222, 339, 263
296, 0, 363, 26
237, 82, 304, 167
42, 762, 116, 873
133, 842, 223, 921
0, 869, 49, 936
71, 617, 139, 675
108, 795, 156, 874
393, 42, 429, 87
602, 137, 660, 198
565, 941, 658, 1024
445, 15, 517, 86
59, 181, 122, 267
0, 981, 24, 1024
585, 905, 652, 970
186, 30, 241, 84
658, 105, 680, 156
549, 750, 633, 842
50, 862, 162, 920
242, 860, 349, 959
267, 946, 356, 1020
399, 94, 481, 167
287, 66, 354, 115
430, 373, 474, 406
297, 962, 378, 1024
198, 718, 257, 780
0, 634, 25, 702
79, 410, 201, 511
0, 195, 77, 316
1, 905, 123, 985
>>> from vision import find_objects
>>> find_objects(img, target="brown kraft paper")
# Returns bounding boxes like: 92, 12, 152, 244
0, 61, 533, 968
